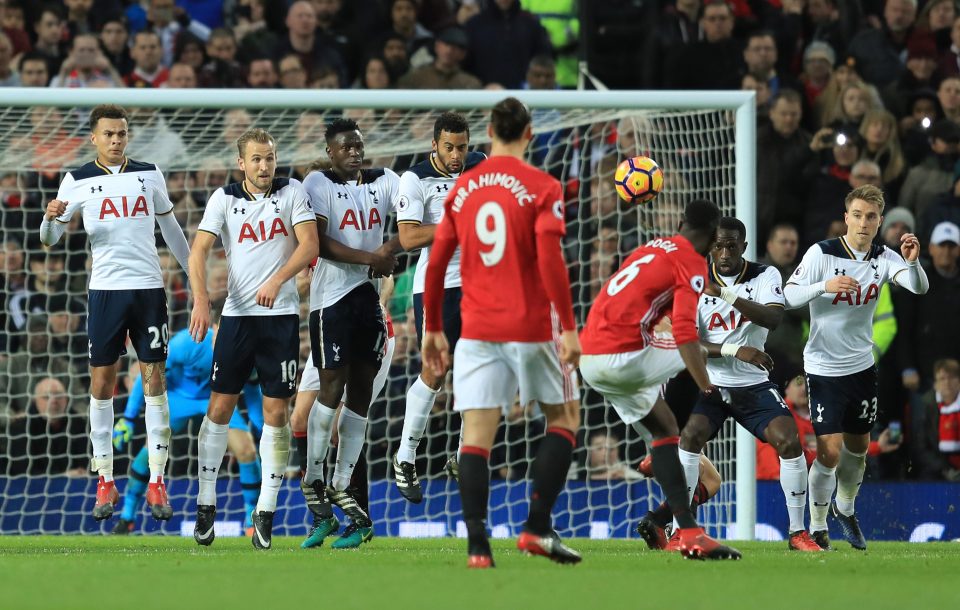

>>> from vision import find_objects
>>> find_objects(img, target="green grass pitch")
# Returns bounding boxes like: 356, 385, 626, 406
0, 537, 957, 610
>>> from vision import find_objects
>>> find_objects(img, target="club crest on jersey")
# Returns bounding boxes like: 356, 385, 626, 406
832, 283, 879, 306
339, 207, 382, 231
871, 261, 880, 280
368, 189, 379, 205
238, 218, 289, 243
137, 177, 146, 192
271, 199, 280, 213
99, 195, 148, 219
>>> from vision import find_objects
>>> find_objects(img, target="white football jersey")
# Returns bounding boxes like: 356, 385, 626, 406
699, 262, 784, 387
396, 151, 486, 294
54, 159, 174, 290
787, 237, 910, 376
197, 178, 315, 317
304, 168, 400, 310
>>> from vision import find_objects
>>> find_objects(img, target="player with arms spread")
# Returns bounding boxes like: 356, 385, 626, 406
299, 118, 401, 548
39, 104, 190, 523
423, 97, 582, 568
667, 216, 821, 552
394, 111, 486, 502
784, 185, 928, 550
189, 128, 318, 550
579, 200, 741, 560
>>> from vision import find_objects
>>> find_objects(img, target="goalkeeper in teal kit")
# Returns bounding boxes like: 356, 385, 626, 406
111, 317, 264, 534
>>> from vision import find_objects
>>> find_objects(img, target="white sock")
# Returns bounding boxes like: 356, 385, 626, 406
677, 448, 701, 506
257, 424, 290, 512
197, 417, 228, 507
305, 401, 336, 485
397, 376, 438, 464
144, 393, 171, 482
808, 459, 837, 532
835, 445, 867, 516
779, 455, 809, 533
332, 408, 368, 491
89, 397, 114, 481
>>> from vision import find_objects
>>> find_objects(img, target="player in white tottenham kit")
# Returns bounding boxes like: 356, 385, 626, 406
300, 118, 400, 547
663, 217, 822, 552
294, 276, 396, 550
188, 128, 318, 550
393, 112, 486, 503
785, 185, 928, 550
39, 104, 190, 523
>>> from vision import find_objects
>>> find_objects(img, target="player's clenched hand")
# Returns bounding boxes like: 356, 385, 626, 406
558, 330, 581, 367
421, 331, 451, 377
190, 300, 210, 343
256, 278, 282, 308
735, 346, 774, 372
368, 244, 398, 277
45, 199, 67, 221
900, 232, 921, 262
825, 275, 858, 294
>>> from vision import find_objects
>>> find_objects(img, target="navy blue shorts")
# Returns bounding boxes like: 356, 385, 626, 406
87, 288, 168, 366
692, 381, 792, 442
413, 287, 462, 351
310, 282, 386, 370
211, 314, 300, 398
806, 366, 878, 436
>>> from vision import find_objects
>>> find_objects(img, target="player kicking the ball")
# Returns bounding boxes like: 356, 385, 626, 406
676, 217, 822, 552
579, 200, 741, 561
784, 185, 928, 550
189, 128, 318, 550
422, 98, 581, 568
39, 104, 190, 522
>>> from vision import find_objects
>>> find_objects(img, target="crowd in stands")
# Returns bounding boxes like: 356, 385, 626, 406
0, 0, 959, 486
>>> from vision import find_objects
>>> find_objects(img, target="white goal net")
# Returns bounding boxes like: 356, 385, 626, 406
0, 89, 756, 539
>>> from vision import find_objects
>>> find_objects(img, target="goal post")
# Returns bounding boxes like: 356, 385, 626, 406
0, 89, 756, 540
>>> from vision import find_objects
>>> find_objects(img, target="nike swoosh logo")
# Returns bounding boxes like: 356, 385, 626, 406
255, 527, 270, 548
196, 526, 214, 541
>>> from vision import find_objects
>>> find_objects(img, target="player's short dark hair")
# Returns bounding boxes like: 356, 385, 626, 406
133, 30, 161, 46
37, 4, 63, 22
236, 128, 275, 158
18, 51, 49, 73
89, 104, 128, 131
99, 15, 128, 32
433, 112, 469, 142
528, 54, 555, 70
208, 27, 236, 43
325, 117, 361, 143
490, 97, 531, 143
699, 0, 733, 19
747, 29, 776, 44
718, 216, 747, 241
682, 199, 721, 233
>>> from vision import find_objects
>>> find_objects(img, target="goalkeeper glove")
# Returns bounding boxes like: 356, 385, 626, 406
113, 417, 135, 452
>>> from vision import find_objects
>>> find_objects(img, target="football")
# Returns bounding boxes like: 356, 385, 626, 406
614, 156, 664, 204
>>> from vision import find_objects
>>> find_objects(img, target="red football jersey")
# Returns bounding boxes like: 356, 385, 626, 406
427, 156, 569, 342
580, 235, 707, 355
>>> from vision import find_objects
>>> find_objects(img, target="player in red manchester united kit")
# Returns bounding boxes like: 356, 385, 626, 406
579, 200, 741, 560
422, 97, 581, 569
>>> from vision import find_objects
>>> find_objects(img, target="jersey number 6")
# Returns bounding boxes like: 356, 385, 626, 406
607, 254, 656, 296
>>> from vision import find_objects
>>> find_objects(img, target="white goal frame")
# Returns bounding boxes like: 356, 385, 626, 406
0, 88, 757, 540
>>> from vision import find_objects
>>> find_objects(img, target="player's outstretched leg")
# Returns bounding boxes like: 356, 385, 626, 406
517, 401, 582, 564
640, 399, 741, 560
637, 454, 720, 550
